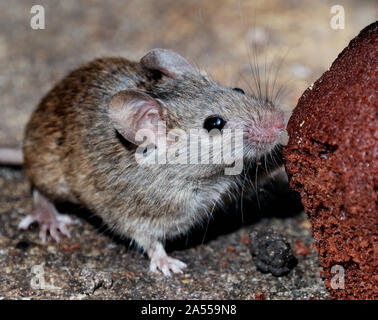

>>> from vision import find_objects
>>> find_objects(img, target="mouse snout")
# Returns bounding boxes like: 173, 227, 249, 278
244, 111, 285, 148
268, 112, 286, 132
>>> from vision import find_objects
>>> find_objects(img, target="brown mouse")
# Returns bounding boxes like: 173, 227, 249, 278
0, 49, 285, 276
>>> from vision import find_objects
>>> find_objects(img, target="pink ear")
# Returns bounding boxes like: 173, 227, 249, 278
108, 90, 164, 145
140, 48, 194, 78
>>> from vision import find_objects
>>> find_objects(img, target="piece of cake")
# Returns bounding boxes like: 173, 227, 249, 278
283, 21, 377, 299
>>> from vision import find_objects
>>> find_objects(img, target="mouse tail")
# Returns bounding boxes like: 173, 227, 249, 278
0, 147, 23, 165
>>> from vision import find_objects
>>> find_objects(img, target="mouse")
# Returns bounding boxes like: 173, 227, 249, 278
0, 48, 285, 276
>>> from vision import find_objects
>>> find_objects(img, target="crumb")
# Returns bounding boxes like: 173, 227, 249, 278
294, 239, 311, 255
300, 220, 312, 230
310, 243, 318, 252
60, 243, 79, 252
241, 234, 250, 246
254, 292, 266, 300
124, 272, 134, 280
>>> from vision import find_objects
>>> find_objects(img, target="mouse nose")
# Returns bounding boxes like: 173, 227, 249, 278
259, 111, 286, 134
271, 115, 286, 131
245, 111, 286, 146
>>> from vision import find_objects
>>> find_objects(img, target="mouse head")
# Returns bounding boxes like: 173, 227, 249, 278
108, 49, 285, 171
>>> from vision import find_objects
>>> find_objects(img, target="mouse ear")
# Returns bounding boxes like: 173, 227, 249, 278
140, 48, 195, 78
108, 90, 165, 145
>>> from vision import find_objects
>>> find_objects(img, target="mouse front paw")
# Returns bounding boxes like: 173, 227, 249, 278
146, 240, 187, 276
149, 255, 187, 277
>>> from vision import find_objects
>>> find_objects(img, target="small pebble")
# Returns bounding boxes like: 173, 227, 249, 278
80, 267, 113, 294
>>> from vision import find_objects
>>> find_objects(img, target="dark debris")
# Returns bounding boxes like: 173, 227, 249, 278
249, 228, 298, 277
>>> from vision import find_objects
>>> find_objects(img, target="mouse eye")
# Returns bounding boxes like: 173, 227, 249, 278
232, 87, 245, 94
203, 116, 227, 132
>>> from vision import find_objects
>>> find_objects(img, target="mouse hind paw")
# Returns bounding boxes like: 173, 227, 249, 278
18, 190, 75, 243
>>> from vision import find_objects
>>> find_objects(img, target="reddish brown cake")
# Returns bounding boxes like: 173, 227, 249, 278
284, 22, 377, 299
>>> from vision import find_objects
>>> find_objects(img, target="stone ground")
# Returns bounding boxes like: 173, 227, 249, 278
0, 0, 376, 300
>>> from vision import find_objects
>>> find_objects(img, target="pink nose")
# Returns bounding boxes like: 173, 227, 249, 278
261, 113, 286, 133
245, 112, 285, 145
272, 118, 285, 131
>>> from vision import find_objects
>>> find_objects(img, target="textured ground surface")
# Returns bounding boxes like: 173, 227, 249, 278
0, 167, 328, 299
0, 0, 376, 300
